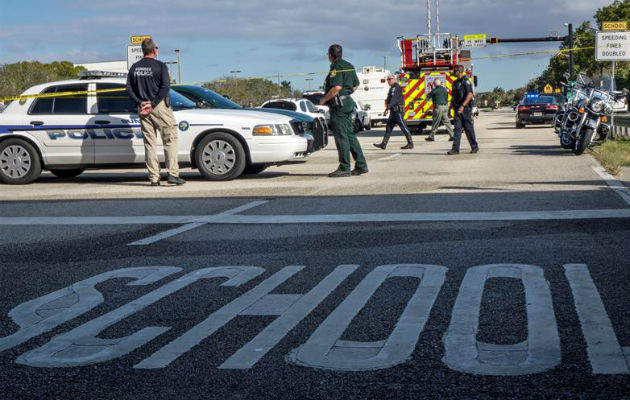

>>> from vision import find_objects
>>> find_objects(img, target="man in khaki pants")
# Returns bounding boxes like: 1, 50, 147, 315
126, 38, 185, 186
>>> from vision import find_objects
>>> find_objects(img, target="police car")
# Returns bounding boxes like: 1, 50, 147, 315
0, 72, 310, 184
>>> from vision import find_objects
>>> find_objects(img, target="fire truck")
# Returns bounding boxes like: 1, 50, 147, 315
397, 33, 476, 132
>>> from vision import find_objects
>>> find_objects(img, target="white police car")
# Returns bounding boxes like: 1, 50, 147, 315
0, 71, 310, 184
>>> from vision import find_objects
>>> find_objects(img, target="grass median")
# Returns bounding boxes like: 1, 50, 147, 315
590, 139, 630, 175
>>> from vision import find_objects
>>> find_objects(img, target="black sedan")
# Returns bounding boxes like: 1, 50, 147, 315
515, 95, 560, 128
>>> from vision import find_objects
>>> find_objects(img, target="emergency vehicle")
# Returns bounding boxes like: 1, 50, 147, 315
350, 66, 391, 127
397, 33, 476, 132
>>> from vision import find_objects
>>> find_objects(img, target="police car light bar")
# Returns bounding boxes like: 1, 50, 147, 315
79, 70, 128, 79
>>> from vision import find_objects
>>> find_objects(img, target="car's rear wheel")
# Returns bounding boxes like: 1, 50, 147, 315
50, 168, 85, 179
516, 121, 525, 128
195, 132, 246, 181
0, 139, 42, 184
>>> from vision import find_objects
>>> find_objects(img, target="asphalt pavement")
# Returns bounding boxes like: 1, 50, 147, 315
0, 110, 628, 399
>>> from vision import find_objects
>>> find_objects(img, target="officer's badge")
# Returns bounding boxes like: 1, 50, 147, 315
178, 120, 189, 132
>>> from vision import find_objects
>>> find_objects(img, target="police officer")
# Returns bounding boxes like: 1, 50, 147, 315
373, 74, 413, 150
320, 44, 368, 177
426, 78, 454, 141
126, 38, 185, 186
447, 65, 479, 155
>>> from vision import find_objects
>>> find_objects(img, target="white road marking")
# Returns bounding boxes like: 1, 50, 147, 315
0, 208, 627, 227
128, 200, 268, 246
443, 264, 561, 375
592, 165, 630, 206
377, 153, 401, 161
564, 264, 629, 374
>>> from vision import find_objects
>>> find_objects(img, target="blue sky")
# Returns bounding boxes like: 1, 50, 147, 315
0, 0, 613, 92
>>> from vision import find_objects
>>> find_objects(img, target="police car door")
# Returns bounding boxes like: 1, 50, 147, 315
92, 83, 144, 164
28, 83, 94, 166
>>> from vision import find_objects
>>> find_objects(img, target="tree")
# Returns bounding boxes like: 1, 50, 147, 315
533, 0, 630, 90
0, 61, 85, 98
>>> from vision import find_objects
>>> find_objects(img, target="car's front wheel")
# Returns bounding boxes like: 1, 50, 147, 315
195, 132, 246, 181
0, 139, 42, 184
50, 168, 85, 179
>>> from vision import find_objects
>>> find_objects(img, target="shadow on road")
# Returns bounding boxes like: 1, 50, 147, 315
510, 144, 570, 156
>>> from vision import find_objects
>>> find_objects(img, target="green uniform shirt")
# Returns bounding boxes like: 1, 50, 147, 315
429, 85, 449, 106
324, 59, 359, 96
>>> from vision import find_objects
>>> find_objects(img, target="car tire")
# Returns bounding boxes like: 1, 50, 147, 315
516, 121, 525, 129
195, 132, 246, 181
0, 138, 42, 185
243, 163, 267, 175
50, 168, 85, 179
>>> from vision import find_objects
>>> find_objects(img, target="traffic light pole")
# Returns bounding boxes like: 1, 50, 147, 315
567, 23, 574, 81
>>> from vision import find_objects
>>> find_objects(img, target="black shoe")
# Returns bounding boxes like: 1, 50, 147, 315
401, 144, 414, 149
328, 169, 351, 178
448, 137, 454, 141
351, 167, 369, 176
447, 150, 459, 155
470, 147, 479, 154
150, 181, 160, 187
167, 175, 186, 185
425, 137, 435, 142
373, 143, 386, 149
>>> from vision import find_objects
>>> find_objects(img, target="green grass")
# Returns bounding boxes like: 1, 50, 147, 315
589, 139, 630, 175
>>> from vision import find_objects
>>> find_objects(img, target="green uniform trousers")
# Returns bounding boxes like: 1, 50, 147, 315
330, 103, 367, 171
429, 104, 455, 139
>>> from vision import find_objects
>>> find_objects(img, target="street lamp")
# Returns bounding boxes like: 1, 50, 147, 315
305, 78, 313, 91
563, 23, 573, 81
164, 61, 178, 84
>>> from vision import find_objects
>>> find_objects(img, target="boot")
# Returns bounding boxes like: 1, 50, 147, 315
373, 142, 386, 149
401, 129, 414, 149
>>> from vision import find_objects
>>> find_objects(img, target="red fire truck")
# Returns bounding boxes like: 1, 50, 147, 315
397, 33, 476, 132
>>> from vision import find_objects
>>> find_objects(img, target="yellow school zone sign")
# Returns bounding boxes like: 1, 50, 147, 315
602, 21, 628, 31
131, 35, 152, 45
544, 84, 553, 93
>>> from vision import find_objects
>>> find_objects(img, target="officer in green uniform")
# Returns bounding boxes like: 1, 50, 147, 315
320, 44, 368, 177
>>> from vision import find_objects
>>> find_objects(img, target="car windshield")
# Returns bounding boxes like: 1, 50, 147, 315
169, 90, 197, 110
262, 101, 297, 111
303, 93, 324, 104
196, 88, 242, 109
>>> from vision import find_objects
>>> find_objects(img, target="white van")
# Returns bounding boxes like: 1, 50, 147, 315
350, 66, 391, 127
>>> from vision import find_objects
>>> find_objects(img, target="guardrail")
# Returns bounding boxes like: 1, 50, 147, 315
612, 112, 630, 139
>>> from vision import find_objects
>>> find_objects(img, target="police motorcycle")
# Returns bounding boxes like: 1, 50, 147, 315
557, 72, 625, 155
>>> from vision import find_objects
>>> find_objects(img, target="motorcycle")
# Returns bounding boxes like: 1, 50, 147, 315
557, 73, 627, 155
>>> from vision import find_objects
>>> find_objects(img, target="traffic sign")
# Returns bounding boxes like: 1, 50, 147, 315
596, 31, 630, 61
544, 84, 553, 93
127, 45, 143, 70
463, 34, 487, 48
602, 21, 628, 31
131, 35, 152, 45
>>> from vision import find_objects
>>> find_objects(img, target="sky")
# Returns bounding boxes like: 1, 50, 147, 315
0, 0, 614, 93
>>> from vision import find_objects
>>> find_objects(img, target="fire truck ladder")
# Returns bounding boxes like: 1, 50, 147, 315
398, 33, 461, 70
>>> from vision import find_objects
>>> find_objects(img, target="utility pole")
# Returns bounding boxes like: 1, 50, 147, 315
566, 23, 574, 81
306, 78, 313, 90
174, 49, 181, 84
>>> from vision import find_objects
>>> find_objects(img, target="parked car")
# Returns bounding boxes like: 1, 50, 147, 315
515, 94, 560, 128
353, 103, 371, 132
0, 71, 311, 184
173, 85, 327, 153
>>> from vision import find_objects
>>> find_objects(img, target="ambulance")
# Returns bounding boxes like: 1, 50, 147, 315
350, 66, 391, 127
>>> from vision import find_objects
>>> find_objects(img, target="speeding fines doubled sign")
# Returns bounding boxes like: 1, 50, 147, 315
596, 31, 630, 61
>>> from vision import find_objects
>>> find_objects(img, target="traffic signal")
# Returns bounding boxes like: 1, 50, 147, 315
489, 37, 499, 44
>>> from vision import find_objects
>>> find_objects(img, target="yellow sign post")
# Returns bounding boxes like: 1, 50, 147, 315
602, 21, 628, 31
544, 84, 553, 93
131, 35, 152, 45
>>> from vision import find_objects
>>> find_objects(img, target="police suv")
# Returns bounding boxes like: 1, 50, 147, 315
0, 71, 311, 184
